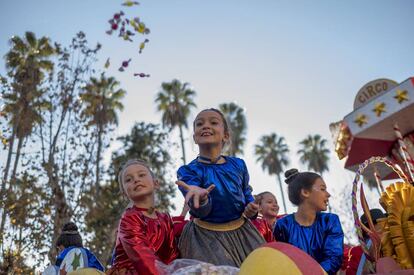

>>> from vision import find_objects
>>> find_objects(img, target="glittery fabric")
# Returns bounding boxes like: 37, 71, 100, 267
177, 156, 254, 223
109, 206, 178, 275
251, 218, 274, 242
274, 213, 344, 275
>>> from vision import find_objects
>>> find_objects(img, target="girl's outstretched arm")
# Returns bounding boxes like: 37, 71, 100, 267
177, 166, 215, 218
176, 180, 215, 218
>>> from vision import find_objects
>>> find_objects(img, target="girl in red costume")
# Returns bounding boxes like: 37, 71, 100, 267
107, 159, 179, 275
251, 191, 283, 242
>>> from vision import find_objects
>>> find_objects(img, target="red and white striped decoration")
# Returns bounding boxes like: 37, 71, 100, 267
393, 123, 414, 183
373, 171, 385, 193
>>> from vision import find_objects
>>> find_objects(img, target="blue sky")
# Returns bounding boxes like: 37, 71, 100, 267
1, 0, 414, 242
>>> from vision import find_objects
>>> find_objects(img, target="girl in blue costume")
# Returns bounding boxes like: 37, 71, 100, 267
274, 169, 344, 275
55, 222, 104, 271
176, 108, 265, 267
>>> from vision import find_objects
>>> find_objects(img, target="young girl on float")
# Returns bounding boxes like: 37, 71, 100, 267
257, 191, 285, 228
176, 108, 265, 267
251, 191, 283, 242
44, 222, 104, 274
107, 160, 179, 275
274, 169, 344, 275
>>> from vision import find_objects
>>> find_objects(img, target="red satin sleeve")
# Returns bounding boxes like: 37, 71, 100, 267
159, 213, 179, 264
251, 218, 274, 242
172, 216, 188, 239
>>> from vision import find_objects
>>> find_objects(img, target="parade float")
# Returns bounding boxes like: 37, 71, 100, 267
239, 242, 326, 275
331, 77, 414, 273
330, 77, 414, 186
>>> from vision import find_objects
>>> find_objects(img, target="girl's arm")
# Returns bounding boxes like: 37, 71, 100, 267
319, 214, 344, 275
240, 160, 259, 218
165, 214, 180, 263
118, 212, 159, 275
240, 159, 254, 204
176, 180, 214, 218
177, 166, 213, 218
273, 219, 288, 242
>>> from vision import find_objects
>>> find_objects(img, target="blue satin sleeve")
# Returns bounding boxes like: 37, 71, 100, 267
177, 157, 251, 223
273, 220, 288, 242
55, 247, 104, 271
241, 160, 254, 204
84, 248, 104, 271
188, 195, 213, 219
319, 214, 344, 275
177, 164, 213, 218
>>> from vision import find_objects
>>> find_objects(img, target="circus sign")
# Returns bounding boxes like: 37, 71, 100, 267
353, 78, 398, 109
330, 76, 414, 182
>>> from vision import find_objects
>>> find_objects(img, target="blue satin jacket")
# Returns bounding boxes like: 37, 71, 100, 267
55, 246, 104, 271
177, 156, 254, 223
274, 213, 344, 275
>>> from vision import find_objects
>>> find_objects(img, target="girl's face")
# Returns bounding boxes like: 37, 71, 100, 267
305, 178, 330, 211
193, 110, 229, 147
122, 164, 159, 202
259, 193, 279, 217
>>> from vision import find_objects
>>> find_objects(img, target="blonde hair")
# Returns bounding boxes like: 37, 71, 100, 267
255, 191, 276, 206
117, 159, 155, 196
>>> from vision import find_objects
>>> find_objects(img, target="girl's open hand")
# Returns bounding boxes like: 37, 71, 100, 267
176, 181, 215, 209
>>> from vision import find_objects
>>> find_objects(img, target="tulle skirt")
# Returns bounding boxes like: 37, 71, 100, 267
178, 217, 265, 267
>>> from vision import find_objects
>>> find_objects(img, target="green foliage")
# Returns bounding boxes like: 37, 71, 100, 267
218, 102, 247, 156
0, 173, 50, 271
0, 30, 178, 272
0, 31, 102, 268
155, 79, 197, 164
82, 180, 127, 266
297, 134, 330, 175
3, 31, 54, 139
254, 133, 290, 213
0, 249, 35, 275
155, 79, 197, 130
255, 133, 290, 175
111, 122, 176, 211
80, 73, 125, 128
80, 73, 126, 192
0, 32, 56, 268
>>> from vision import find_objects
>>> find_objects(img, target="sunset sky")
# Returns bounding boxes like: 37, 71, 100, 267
1, 0, 413, 242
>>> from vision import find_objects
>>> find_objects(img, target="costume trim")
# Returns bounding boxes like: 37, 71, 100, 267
193, 217, 245, 231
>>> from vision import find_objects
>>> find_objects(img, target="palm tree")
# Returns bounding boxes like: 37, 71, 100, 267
219, 102, 247, 156
255, 133, 290, 213
80, 73, 125, 192
2, 32, 54, 185
155, 79, 197, 164
298, 134, 331, 212
297, 134, 330, 176
1, 31, 54, 243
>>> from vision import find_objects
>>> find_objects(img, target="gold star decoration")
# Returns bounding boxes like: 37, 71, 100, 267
373, 102, 386, 117
394, 90, 409, 104
354, 114, 368, 127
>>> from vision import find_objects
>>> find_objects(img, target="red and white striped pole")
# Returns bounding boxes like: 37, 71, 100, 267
393, 123, 414, 183
373, 170, 385, 193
